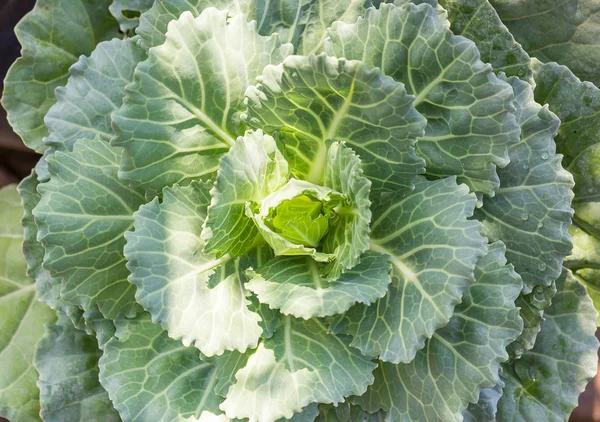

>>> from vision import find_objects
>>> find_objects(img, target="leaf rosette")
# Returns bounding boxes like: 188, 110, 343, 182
1, 1, 598, 422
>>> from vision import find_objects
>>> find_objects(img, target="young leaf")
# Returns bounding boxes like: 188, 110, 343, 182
125, 181, 263, 356
203, 130, 290, 257
99, 312, 224, 421
497, 271, 600, 421
355, 242, 523, 421
0, 185, 56, 422
246, 251, 392, 319
334, 177, 487, 363
34, 137, 146, 319
35, 312, 119, 422
247, 179, 343, 261
321, 142, 372, 278
112, 8, 293, 194
244, 54, 426, 195
325, 2, 520, 197
475, 76, 574, 294
43, 38, 146, 154
1, 0, 119, 152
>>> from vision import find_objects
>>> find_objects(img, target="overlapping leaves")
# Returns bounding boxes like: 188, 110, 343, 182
2, 0, 598, 421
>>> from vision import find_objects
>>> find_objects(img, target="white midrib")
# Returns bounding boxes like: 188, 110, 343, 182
307, 79, 356, 184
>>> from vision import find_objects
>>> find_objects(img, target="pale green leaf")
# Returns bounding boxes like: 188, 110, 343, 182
135, 0, 366, 54
33, 136, 146, 319
220, 316, 376, 422
203, 130, 289, 257
0, 185, 57, 422
355, 241, 523, 421
296, 0, 366, 55
110, 0, 154, 32
43, 38, 146, 153
244, 54, 426, 194
321, 142, 372, 279
125, 181, 263, 356
497, 271, 599, 421
440, 0, 533, 82
34, 312, 119, 422
99, 312, 223, 421
475, 76, 574, 294
334, 177, 487, 363
1, 0, 119, 152
247, 178, 343, 261
325, 2, 520, 197
136, 0, 306, 51
392, 0, 450, 28
246, 251, 392, 319
490, 0, 600, 86
112, 8, 292, 194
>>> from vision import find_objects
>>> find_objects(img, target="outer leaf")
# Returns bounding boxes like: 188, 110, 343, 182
18, 172, 88, 332
507, 282, 556, 360
244, 54, 426, 194
109, 0, 154, 32
99, 312, 223, 421
135, 0, 366, 54
325, 2, 520, 197
334, 177, 487, 363
355, 241, 523, 421
295, 0, 366, 55
34, 312, 119, 422
1, 0, 119, 152
532, 60, 600, 319
490, 0, 600, 85
125, 181, 263, 356
321, 142, 372, 278
0, 185, 56, 422
43, 38, 146, 153
112, 8, 292, 194
136, 0, 306, 51
497, 271, 599, 421
34, 136, 146, 319
203, 130, 289, 257
246, 251, 392, 319
462, 380, 503, 422
475, 76, 574, 294
440, 0, 533, 83
220, 316, 376, 422
316, 403, 385, 421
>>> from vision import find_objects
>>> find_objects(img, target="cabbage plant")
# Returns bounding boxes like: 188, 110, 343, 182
1, 0, 599, 421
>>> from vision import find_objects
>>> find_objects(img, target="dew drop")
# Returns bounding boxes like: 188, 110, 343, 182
537, 262, 547, 271
521, 212, 529, 221
481, 403, 489, 410
523, 164, 529, 170
537, 222, 544, 229
541, 152, 549, 160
